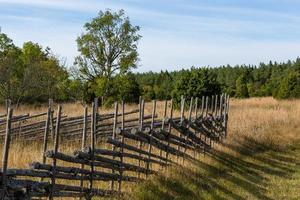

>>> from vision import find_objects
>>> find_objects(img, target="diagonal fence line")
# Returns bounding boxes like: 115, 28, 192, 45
0, 94, 229, 199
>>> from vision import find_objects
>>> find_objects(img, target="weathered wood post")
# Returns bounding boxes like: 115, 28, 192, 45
5, 99, 11, 115
0, 107, 13, 198
183, 97, 193, 163
214, 95, 218, 117
137, 97, 145, 179
88, 102, 96, 199
199, 96, 205, 144
165, 99, 173, 164
219, 94, 223, 118
160, 100, 168, 161
193, 97, 198, 159
40, 107, 51, 183
224, 94, 230, 138
93, 98, 98, 142
204, 96, 209, 147
118, 100, 125, 193
211, 95, 215, 115
48, 99, 56, 143
219, 94, 224, 138
42, 107, 51, 164
205, 96, 209, 117
177, 95, 185, 163
201, 96, 205, 117
110, 102, 118, 190
80, 106, 88, 193
146, 100, 156, 178
49, 105, 62, 200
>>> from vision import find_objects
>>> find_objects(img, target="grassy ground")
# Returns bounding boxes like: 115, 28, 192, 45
120, 98, 300, 200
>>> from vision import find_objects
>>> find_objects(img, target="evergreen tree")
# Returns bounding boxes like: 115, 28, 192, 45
277, 72, 300, 99
235, 74, 249, 98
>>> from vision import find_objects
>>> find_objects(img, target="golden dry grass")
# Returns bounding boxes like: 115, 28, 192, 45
124, 97, 300, 200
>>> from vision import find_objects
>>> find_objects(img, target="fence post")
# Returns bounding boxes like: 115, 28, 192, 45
165, 99, 173, 164
193, 97, 198, 159
49, 105, 62, 200
201, 96, 205, 117
80, 106, 88, 194
224, 94, 230, 138
183, 97, 193, 163
118, 100, 125, 193
42, 107, 51, 164
138, 98, 144, 179
211, 95, 215, 114
88, 102, 96, 199
41, 107, 51, 183
48, 99, 55, 142
146, 100, 156, 178
177, 96, 185, 163
219, 94, 223, 118
205, 96, 209, 117
0, 107, 13, 198
214, 95, 218, 117
93, 98, 98, 142
5, 99, 11, 115
160, 100, 168, 161
110, 102, 118, 190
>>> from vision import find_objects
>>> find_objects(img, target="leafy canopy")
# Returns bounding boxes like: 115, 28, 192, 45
75, 9, 141, 81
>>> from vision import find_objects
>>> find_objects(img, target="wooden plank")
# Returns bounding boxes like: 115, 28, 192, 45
106, 138, 170, 162
31, 162, 140, 182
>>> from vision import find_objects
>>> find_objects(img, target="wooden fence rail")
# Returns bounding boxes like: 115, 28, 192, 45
0, 94, 229, 199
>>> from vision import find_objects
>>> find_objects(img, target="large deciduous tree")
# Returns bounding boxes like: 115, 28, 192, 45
75, 9, 141, 102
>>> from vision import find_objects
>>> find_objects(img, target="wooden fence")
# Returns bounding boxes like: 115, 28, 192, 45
0, 94, 229, 199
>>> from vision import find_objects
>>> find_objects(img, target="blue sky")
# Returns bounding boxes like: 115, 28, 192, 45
0, 0, 300, 72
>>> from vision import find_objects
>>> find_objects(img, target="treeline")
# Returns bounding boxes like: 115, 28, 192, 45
137, 60, 300, 102
1, 30, 299, 106
1, 9, 299, 106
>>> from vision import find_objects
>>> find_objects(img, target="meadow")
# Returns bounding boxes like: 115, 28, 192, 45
123, 97, 300, 200
0, 97, 299, 199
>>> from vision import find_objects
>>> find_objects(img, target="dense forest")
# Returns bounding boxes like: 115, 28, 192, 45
136, 59, 300, 102
1, 10, 299, 106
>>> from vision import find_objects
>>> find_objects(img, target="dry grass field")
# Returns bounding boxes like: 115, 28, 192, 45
121, 97, 300, 200
0, 97, 299, 199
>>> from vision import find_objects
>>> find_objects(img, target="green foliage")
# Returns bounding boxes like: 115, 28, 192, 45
0, 31, 71, 104
277, 71, 300, 99
75, 9, 141, 80
91, 73, 140, 106
114, 73, 140, 103
235, 74, 249, 98
172, 68, 221, 104
74, 9, 141, 103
